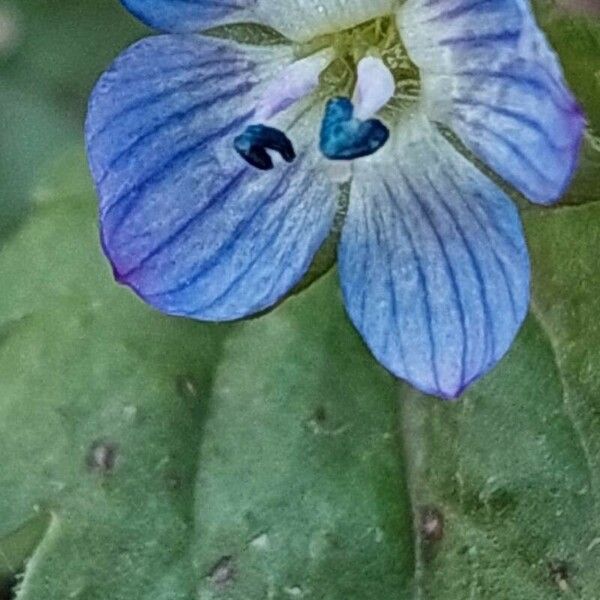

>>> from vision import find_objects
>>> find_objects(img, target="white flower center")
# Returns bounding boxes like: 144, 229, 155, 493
235, 16, 420, 173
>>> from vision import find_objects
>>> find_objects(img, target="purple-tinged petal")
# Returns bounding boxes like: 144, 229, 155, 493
339, 117, 530, 399
86, 35, 335, 320
121, 0, 395, 42
399, 0, 586, 204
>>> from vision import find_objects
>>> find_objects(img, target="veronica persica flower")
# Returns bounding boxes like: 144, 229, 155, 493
86, 0, 585, 399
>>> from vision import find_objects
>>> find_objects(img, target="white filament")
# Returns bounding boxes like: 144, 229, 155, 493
352, 56, 396, 120
255, 48, 335, 121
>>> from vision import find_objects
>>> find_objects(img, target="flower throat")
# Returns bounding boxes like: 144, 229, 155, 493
233, 16, 421, 170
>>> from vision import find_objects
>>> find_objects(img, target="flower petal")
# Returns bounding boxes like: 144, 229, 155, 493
86, 35, 336, 320
339, 116, 530, 398
398, 0, 586, 204
121, 0, 395, 41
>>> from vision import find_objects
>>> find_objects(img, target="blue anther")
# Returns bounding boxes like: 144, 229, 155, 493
234, 124, 296, 170
319, 97, 389, 161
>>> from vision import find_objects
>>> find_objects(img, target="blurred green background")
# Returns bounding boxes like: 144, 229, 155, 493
0, 1, 147, 239
0, 2, 599, 599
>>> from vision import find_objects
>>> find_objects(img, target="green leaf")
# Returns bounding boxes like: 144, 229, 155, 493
190, 269, 413, 600
0, 150, 414, 599
401, 203, 600, 598
0, 513, 52, 582
0, 151, 230, 599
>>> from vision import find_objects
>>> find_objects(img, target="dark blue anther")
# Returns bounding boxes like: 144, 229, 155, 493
319, 97, 390, 161
234, 124, 296, 170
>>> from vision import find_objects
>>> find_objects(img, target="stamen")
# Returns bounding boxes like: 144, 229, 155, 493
319, 97, 389, 161
352, 56, 396, 120
234, 50, 333, 171
234, 125, 296, 171
255, 49, 335, 122
319, 56, 394, 162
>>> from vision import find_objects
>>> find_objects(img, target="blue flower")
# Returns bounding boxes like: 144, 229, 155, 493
86, 0, 585, 399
